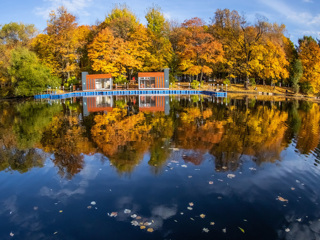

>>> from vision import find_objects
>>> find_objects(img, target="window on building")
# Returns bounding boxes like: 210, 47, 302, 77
140, 77, 156, 88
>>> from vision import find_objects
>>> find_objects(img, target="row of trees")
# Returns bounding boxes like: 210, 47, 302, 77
0, 5, 320, 96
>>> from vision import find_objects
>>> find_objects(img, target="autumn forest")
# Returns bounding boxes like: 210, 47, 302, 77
0, 5, 320, 97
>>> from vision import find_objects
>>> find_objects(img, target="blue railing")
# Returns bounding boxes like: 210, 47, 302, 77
34, 90, 227, 99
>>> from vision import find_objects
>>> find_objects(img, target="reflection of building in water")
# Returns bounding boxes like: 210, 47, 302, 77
138, 69, 169, 89
83, 96, 113, 116
139, 95, 170, 115
81, 72, 113, 91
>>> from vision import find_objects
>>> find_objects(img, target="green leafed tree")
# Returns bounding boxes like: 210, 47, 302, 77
8, 47, 60, 96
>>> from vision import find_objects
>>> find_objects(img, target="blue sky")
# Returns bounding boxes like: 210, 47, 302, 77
0, 0, 319, 44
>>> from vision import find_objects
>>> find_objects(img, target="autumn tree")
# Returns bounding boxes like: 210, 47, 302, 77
298, 36, 320, 94
144, 6, 172, 71
177, 17, 224, 82
89, 6, 150, 80
33, 7, 86, 83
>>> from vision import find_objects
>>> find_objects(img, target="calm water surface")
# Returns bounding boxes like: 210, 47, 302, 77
1, 95, 320, 240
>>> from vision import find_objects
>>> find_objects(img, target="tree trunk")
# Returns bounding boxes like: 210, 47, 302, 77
200, 70, 204, 85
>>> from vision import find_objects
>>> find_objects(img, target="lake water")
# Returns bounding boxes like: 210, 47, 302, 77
1, 95, 320, 240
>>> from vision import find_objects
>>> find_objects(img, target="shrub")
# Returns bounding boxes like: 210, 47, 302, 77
191, 80, 201, 89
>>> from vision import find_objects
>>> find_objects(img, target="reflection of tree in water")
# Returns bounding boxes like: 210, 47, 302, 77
210, 105, 289, 171
0, 101, 61, 173
91, 109, 175, 174
41, 114, 95, 179
296, 103, 320, 154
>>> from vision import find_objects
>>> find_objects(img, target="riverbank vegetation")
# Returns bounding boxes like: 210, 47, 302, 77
0, 5, 320, 97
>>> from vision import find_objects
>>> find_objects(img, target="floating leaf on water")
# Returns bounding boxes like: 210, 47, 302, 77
187, 207, 193, 210
147, 228, 154, 232
210, 222, 215, 225
181, 165, 187, 168
218, 179, 223, 182
131, 214, 137, 218
238, 227, 245, 233
222, 166, 227, 170
87, 206, 92, 209
296, 180, 300, 183
33, 206, 38, 211
227, 174, 236, 179
296, 218, 302, 222
195, 169, 200, 171
202, 228, 209, 233
200, 214, 205, 218
180, 212, 184, 215
190, 218, 195, 221
140, 226, 146, 230
285, 228, 290, 232
136, 216, 142, 220
291, 187, 295, 190
131, 220, 139, 226
249, 167, 256, 171
189, 202, 194, 206
53, 231, 58, 235
124, 209, 131, 214
174, 220, 178, 222
277, 196, 288, 202
243, 219, 247, 222
188, 176, 192, 178
209, 181, 213, 185
10, 232, 14, 237
222, 228, 226, 233
59, 210, 63, 213
217, 196, 222, 199
91, 201, 96, 205
171, 160, 178, 163
144, 222, 152, 226
108, 212, 118, 217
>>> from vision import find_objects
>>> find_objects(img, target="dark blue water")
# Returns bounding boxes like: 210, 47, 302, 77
0, 95, 320, 239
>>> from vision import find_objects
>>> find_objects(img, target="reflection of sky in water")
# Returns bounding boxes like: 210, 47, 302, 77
1, 145, 319, 239
0, 98, 320, 239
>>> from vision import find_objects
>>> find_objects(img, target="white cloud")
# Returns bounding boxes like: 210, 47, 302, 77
261, 0, 320, 26
34, 0, 93, 19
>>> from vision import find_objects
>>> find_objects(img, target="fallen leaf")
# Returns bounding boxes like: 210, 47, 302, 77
210, 222, 215, 225
131, 214, 137, 218
277, 196, 288, 202
87, 206, 92, 209
222, 228, 226, 233
147, 228, 154, 232
180, 212, 184, 215
238, 227, 245, 233
91, 201, 96, 205
200, 214, 205, 218
188, 176, 192, 178
59, 210, 63, 213
108, 212, 118, 217
190, 218, 195, 221
291, 187, 295, 190
131, 221, 139, 226
33, 206, 38, 211
53, 232, 58, 235
181, 165, 187, 168
124, 209, 131, 214
10, 232, 14, 237
140, 226, 146, 230
296, 218, 302, 222
227, 174, 236, 179
189, 202, 194, 206
187, 207, 193, 210
209, 181, 213, 185
136, 216, 142, 220
203, 228, 209, 233
285, 228, 290, 232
